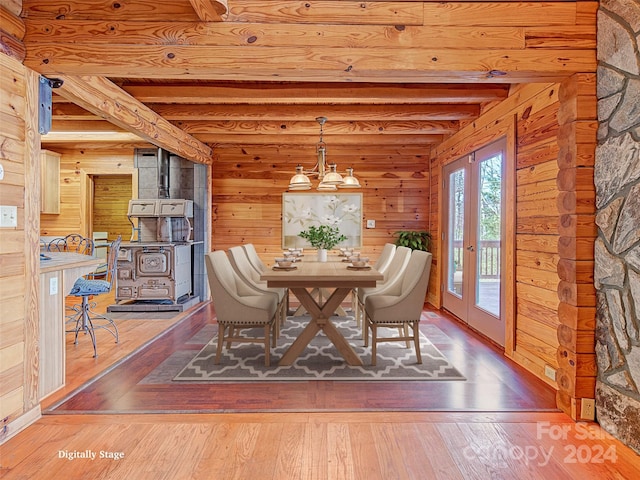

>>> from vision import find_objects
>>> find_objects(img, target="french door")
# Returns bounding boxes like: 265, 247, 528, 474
442, 138, 506, 346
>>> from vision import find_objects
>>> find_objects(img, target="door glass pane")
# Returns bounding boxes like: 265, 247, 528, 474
476, 154, 502, 316
447, 168, 465, 297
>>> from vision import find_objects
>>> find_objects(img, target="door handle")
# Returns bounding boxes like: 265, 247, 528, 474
466, 245, 475, 252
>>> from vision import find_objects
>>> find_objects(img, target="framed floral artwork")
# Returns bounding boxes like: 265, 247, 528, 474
282, 193, 363, 248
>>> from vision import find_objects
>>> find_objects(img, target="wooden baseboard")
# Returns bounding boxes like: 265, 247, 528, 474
1, 405, 41, 445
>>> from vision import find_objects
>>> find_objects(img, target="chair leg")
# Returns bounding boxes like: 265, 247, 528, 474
215, 324, 226, 364
89, 309, 119, 343
403, 324, 411, 348
227, 326, 234, 349
413, 321, 422, 364
277, 297, 287, 338
264, 324, 271, 367
73, 295, 119, 357
358, 297, 367, 339
73, 297, 98, 357
271, 320, 277, 348
363, 313, 370, 347
371, 323, 377, 366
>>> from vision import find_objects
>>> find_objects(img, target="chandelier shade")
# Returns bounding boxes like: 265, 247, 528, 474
288, 165, 312, 190
339, 167, 361, 188
288, 117, 361, 191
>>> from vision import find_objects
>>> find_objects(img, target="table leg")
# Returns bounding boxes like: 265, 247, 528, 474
279, 287, 363, 366
292, 288, 347, 316
278, 321, 321, 365
318, 288, 348, 316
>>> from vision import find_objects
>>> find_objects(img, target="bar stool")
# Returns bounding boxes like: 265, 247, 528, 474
67, 236, 121, 357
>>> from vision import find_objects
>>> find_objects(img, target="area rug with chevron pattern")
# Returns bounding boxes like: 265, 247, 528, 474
171, 315, 466, 382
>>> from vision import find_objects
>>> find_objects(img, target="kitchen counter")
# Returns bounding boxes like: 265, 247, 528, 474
40, 252, 102, 291
39, 252, 102, 399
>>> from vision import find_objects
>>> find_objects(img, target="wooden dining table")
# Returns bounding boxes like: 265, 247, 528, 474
260, 256, 383, 366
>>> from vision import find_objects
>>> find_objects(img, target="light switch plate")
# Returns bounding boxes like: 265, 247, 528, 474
49, 277, 58, 295
0, 205, 17, 227
366, 219, 376, 228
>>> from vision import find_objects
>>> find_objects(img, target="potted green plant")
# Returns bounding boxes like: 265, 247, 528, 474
393, 230, 431, 252
298, 224, 347, 262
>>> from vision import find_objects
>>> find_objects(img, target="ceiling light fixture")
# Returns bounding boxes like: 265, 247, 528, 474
288, 117, 361, 191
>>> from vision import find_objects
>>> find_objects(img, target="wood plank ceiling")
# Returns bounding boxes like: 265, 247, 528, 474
18, 0, 596, 164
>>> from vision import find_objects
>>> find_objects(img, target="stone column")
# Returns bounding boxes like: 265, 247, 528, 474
594, 0, 640, 455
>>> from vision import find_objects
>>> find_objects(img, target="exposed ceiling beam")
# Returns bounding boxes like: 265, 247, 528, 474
24, 44, 593, 83
174, 120, 459, 136
200, 134, 442, 146
189, 0, 228, 22
211, 144, 431, 156
117, 84, 510, 104
53, 75, 213, 164
42, 131, 145, 143
51, 118, 458, 136
22, 1, 422, 24
22, 20, 529, 50
51, 102, 481, 121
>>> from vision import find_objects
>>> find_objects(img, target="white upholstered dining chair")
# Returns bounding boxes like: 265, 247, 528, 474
353, 242, 396, 324
205, 251, 278, 366
228, 245, 288, 334
374, 243, 397, 274
355, 245, 412, 329
242, 243, 268, 274
364, 250, 433, 366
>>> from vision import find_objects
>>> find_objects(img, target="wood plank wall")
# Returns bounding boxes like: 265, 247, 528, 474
40, 147, 137, 239
0, 52, 41, 436
433, 83, 563, 390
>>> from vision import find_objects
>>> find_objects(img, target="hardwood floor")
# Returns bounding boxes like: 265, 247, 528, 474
3, 411, 639, 479
46, 301, 557, 414
40, 293, 189, 410
2, 299, 639, 479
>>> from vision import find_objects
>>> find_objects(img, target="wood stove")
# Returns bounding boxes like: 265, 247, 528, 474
113, 199, 198, 308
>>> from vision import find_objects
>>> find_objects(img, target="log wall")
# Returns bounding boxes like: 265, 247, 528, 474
555, 73, 597, 420
433, 83, 564, 389
513, 85, 563, 387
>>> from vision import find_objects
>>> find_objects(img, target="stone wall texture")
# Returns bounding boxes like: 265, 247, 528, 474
595, 0, 640, 455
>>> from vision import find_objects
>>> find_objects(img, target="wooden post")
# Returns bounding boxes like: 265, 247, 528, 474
555, 73, 598, 421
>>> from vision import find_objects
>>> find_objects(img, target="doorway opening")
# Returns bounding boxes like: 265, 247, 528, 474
89, 174, 133, 247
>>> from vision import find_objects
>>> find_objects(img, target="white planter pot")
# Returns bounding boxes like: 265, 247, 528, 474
317, 248, 328, 262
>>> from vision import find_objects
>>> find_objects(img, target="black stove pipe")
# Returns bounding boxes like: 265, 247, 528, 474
158, 147, 171, 199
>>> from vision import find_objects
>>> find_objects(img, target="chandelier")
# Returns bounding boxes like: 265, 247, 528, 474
288, 117, 361, 191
